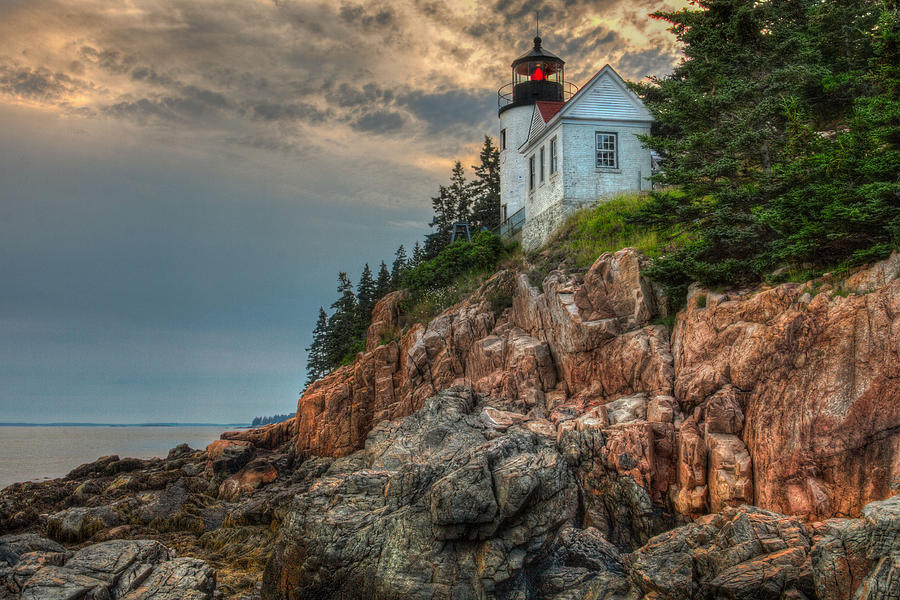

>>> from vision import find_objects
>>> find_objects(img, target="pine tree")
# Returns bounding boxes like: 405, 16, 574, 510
448, 161, 473, 225
375, 261, 391, 298
429, 184, 454, 255
411, 240, 426, 267
356, 263, 376, 327
628, 0, 899, 292
390, 245, 408, 289
471, 136, 501, 231
305, 307, 330, 386
325, 272, 360, 367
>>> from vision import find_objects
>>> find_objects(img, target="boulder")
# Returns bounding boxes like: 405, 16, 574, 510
4, 538, 214, 600
46, 506, 123, 543
263, 387, 584, 599
205, 440, 253, 476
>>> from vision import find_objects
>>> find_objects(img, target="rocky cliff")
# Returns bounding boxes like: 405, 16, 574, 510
280, 249, 900, 525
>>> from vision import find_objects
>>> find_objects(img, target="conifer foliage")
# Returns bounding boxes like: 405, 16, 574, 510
630, 0, 900, 293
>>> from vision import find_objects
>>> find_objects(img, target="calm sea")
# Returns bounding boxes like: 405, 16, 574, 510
0, 425, 236, 489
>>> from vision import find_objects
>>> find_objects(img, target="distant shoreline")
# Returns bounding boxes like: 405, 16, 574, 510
0, 422, 248, 428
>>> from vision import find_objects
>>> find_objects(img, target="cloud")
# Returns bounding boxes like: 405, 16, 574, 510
351, 109, 407, 133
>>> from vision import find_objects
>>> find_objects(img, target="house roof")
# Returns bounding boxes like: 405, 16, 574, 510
536, 101, 565, 123
519, 64, 653, 154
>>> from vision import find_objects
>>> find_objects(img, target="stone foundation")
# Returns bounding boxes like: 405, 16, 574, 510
521, 199, 596, 251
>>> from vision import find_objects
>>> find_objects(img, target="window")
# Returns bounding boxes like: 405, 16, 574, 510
528, 155, 535, 191
596, 133, 617, 168
500, 129, 506, 150
501, 204, 508, 222
550, 137, 558, 175
539, 146, 545, 183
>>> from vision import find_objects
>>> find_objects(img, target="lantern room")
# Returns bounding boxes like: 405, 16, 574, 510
498, 36, 566, 113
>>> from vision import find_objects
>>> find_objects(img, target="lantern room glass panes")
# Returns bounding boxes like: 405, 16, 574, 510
514, 61, 564, 86
596, 133, 617, 168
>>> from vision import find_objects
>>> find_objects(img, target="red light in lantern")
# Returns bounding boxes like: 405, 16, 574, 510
531, 66, 544, 81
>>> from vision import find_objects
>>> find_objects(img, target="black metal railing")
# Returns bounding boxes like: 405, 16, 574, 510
495, 207, 526, 237
497, 81, 578, 110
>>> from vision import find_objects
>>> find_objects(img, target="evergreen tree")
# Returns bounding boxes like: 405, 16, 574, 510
304, 307, 329, 386
471, 136, 501, 231
411, 240, 426, 267
325, 272, 359, 366
628, 0, 899, 292
391, 245, 408, 288
356, 263, 376, 326
429, 184, 454, 255
375, 261, 391, 298
448, 161, 473, 224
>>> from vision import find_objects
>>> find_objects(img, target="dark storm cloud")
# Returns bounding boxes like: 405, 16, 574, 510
351, 109, 407, 133
0, 64, 89, 103
616, 46, 681, 79
247, 101, 332, 124
339, 2, 398, 30
397, 89, 495, 134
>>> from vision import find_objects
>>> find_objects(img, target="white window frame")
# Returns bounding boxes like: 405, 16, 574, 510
528, 155, 535, 191
500, 129, 506, 151
539, 146, 545, 184
596, 132, 618, 169
549, 136, 558, 175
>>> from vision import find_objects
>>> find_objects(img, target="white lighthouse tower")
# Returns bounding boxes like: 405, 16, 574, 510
497, 36, 569, 224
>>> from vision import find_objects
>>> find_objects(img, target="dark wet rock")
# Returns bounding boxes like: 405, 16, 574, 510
45, 507, 123, 543
166, 444, 194, 461
0, 536, 65, 568
66, 456, 120, 480
206, 441, 254, 477
118, 557, 215, 600
2, 538, 213, 600
263, 387, 583, 600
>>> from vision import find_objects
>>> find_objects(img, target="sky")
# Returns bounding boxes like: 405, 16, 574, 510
0, 0, 687, 424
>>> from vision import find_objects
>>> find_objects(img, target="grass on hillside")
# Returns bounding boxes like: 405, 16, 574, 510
526, 192, 693, 285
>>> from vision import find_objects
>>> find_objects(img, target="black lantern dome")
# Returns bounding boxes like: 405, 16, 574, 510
499, 36, 567, 113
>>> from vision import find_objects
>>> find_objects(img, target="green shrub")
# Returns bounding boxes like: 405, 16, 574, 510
403, 231, 505, 296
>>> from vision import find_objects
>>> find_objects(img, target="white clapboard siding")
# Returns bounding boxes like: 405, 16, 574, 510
566, 75, 651, 121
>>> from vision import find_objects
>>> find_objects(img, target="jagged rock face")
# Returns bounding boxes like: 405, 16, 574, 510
287, 249, 900, 527
628, 496, 900, 600
673, 252, 900, 519
0, 537, 215, 599
262, 387, 634, 600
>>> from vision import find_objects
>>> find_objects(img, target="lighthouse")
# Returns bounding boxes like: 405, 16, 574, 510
496, 34, 654, 250
497, 36, 568, 224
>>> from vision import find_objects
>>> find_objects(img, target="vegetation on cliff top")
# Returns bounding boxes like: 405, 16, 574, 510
304, 137, 505, 386
628, 0, 900, 296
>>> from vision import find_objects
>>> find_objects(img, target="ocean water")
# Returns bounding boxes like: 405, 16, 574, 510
0, 425, 234, 489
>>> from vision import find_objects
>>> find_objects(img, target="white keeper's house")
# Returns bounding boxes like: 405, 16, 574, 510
497, 35, 654, 250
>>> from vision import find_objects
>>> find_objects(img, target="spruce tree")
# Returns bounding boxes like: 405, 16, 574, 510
429, 184, 454, 255
471, 136, 501, 231
628, 0, 899, 291
448, 161, 473, 225
325, 272, 359, 367
411, 240, 426, 267
305, 307, 330, 386
375, 261, 391, 298
356, 263, 376, 327
391, 245, 408, 289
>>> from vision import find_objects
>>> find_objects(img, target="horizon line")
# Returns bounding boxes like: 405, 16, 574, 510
0, 422, 249, 427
